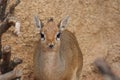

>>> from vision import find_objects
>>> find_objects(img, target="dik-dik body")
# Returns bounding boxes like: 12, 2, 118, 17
33, 16, 83, 80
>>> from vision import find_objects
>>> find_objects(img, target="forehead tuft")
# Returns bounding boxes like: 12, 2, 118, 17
43, 21, 58, 32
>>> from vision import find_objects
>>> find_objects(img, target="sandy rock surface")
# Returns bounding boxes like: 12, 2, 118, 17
2, 0, 120, 80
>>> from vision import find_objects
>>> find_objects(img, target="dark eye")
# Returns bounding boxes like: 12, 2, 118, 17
40, 33, 45, 40
56, 32, 61, 40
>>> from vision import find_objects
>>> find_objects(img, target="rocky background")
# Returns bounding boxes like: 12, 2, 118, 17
2, 0, 120, 80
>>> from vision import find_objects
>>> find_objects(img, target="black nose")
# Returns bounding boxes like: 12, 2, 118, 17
49, 44, 54, 48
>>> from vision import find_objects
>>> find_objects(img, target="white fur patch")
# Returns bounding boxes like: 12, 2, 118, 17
14, 21, 21, 35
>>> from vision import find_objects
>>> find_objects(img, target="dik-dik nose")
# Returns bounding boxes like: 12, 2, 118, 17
49, 44, 54, 48
47, 43, 55, 48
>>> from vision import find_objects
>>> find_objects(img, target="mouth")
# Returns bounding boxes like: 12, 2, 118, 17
46, 47, 55, 51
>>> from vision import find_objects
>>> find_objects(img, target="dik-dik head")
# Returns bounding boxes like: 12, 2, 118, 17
34, 16, 69, 51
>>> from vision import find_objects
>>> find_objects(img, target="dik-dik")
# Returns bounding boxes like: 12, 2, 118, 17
33, 16, 83, 80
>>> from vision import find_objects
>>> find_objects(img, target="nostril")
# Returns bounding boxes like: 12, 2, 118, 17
49, 44, 54, 48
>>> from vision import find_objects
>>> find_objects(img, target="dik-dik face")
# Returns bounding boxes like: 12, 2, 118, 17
34, 16, 69, 50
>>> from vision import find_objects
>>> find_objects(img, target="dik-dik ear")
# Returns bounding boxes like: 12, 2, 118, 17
34, 16, 43, 31
59, 15, 70, 31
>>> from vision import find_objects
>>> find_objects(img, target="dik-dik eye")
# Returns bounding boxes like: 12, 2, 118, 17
56, 32, 61, 40
40, 32, 45, 40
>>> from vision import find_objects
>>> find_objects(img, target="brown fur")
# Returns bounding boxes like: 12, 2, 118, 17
34, 20, 83, 80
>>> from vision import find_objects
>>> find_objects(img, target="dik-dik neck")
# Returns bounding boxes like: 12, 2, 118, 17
40, 47, 62, 64
38, 40, 64, 66
39, 47, 65, 77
